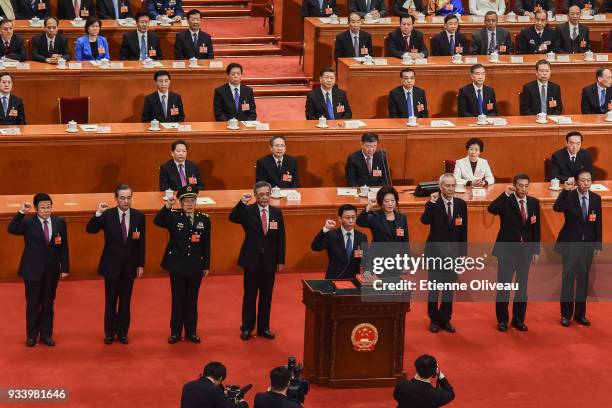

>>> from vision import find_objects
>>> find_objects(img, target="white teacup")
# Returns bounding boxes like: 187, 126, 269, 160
546, 51, 555, 62
584, 50, 594, 60
452, 53, 462, 63
477, 114, 487, 124
271, 186, 282, 198
318, 116, 327, 127
57, 58, 66, 68
455, 180, 467, 193
189, 57, 198, 67
408, 116, 417, 126
537, 112, 547, 122
143, 57, 153, 67
547, 10, 553, 21
100, 58, 109, 67
151, 119, 160, 129
489, 52, 499, 62
606, 110, 612, 121
364, 54, 373, 64
67, 120, 77, 131
402, 53, 413, 64
228, 118, 239, 129
165, 189, 174, 199
364, 13, 373, 23
550, 178, 560, 190
359, 185, 369, 197
416, 13, 425, 22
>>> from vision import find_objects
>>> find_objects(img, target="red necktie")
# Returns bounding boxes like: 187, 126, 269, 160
366, 156, 372, 174
121, 212, 127, 243
43, 220, 50, 244
403, 36, 409, 52
447, 201, 452, 224
520, 200, 527, 224
261, 208, 268, 235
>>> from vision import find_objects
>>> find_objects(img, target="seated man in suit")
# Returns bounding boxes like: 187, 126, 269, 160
581, 67, 612, 114
349, 0, 387, 17
305, 67, 352, 120
469, 11, 513, 55
428, 0, 464, 15
147, 0, 184, 22
31, 16, 71, 64
430, 14, 467, 56
175, 9, 213, 60
393, 0, 427, 16
255, 136, 299, 189
516, 10, 555, 54
213, 62, 256, 121
563, 0, 597, 14
550, 131, 593, 182
311, 204, 367, 279
14, 0, 51, 19
57, 0, 94, 19
97, 0, 132, 19
182, 362, 248, 408
0, 72, 25, 125
457, 64, 497, 117
301, 0, 336, 17
515, 0, 554, 17
159, 139, 204, 191
120, 12, 163, 60
334, 13, 373, 61
345, 133, 390, 187
0, 19, 26, 61
554, 6, 591, 54
520, 59, 563, 116
142, 70, 185, 123
388, 68, 428, 118
387, 15, 428, 59
254, 366, 301, 408
394, 355, 455, 408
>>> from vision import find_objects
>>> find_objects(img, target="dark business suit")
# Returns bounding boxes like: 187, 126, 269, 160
334, 30, 373, 60
514, 0, 554, 14
181, 377, 248, 408
393, 0, 428, 15
119, 30, 163, 60
57, 0, 95, 19
581, 83, 612, 114
421, 197, 467, 326
174, 30, 214, 60
0, 34, 27, 61
348, 0, 387, 16
457, 84, 497, 117
254, 391, 301, 408
553, 189, 602, 320
0, 94, 26, 125
516, 26, 555, 54
141, 91, 185, 123
357, 209, 410, 274
345, 150, 390, 186
554, 22, 591, 54
430, 30, 467, 56
563, 0, 598, 13
393, 377, 455, 408
86, 207, 146, 338
8, 212, 69, 340
229, 201, 285, 334
305, 87, 352, 120
550, 148, 593, 182
388, 85, 428, 118
255, 154, 300, 188
301, 0, 337, 17
311, 227, 368, 279
159, 159, 204, 191
520, 80, 563, 115
488, 192, 540, 325
97, 0, 132, 19
213, 83, 257, 121
469, 28, 513, 55
386, 28, 429, 58
31, 33, 71, 62
13, 0, 51, 19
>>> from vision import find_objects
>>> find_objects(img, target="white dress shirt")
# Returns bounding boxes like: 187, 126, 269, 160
38, 216, 52, 241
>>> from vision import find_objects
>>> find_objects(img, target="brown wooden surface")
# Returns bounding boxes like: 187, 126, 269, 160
336, 55, 611, 118
1, 115, 611, 194
274, 0, 305, 44
303, 15, 612, 78
0, 182, 610, 279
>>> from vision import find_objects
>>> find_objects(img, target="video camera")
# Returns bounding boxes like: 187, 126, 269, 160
224, 384, 252, 404
286, 357, 309, 404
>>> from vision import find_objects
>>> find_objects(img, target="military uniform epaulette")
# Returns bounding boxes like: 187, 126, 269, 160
196, 211, 209, 218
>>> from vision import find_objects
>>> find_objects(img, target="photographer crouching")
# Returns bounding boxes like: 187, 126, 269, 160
393, 354, 455, 408
254, 366, 302, 408
181, 362, 250, 408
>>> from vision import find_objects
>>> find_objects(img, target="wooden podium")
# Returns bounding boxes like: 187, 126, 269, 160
302, 279, 410, 388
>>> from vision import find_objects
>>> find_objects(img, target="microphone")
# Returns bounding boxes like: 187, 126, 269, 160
236, 384, 253, 399
379, 148, 393, 187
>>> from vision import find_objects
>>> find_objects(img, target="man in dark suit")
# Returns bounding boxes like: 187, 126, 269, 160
254, 366, 301, 408
457, 64, 497, 117
550, 131, 593, 182
388, 68, 428, 118
386, 15, 429, 58
554, 6, 591, 53
581, 67, 612, 114
174, 9, 214, 60
562, 0, 598, 14
86, 184, 146, 345
520, 59, 563, 115
213, 62, 257, 121
0, 20, 26, 61
394, 355, 455, 408
345, 132, 390, 186
31, 16, 71, 63
13, 0, 51, 19
159, 139, 204, 191
348, 0, 387, 17
469, 11, 513, 55
516, 10, 555, 54
421, 174, 467, 333
255, 136, 299, 188
181, 362, 248, 408
554, 169, 602, 327
514, 0, 554, 17
8, 193, 69, 347
119, 12, 163, 60
57, 0, 95, 19
488, 174, 541, 332
154, 185, 211, 344
393, 0, 428, 16
97, 0, 132, 19
311, 204, 368, 279
142, 70, 185, 123
0, 72, 26, 125
305, 67, 352, 120
301, 0, 337, 17
229, 181, 285, 341
430, 14, 467, 56
147, 0, 184, 21
334, 13, 373, 60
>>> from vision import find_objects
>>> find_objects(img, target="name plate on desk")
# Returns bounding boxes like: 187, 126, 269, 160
0, 127, 21, 135
464, 57, 478, 64
517, 15, 530, 22
432, 16, 444, 23
110, 62, 124, 69
344, 120, 366, 129
556, 55, 570, 62
594, 14, 606, 20
415, 58, 428, 64
209, 61, 223, 68
255, 123, 270, 130
178, 124, 192, 132
68, 62, 82, 69
471, 187, 486, 197
470, 16, 484, 23
596, 54, 609, 61
16, 63, 30, 70
555, 14, 568, 22
172, 61, 186, 68
378, 17, 391, 24
373, 58, 388, 65
97, 126, 112, 133
510, 56, 524, 63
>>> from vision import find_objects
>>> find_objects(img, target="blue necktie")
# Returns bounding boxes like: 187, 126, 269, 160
345, 232, 353, 260
581, 196, 588, 220
318, 0, 323, 11
406, 91, 414, 117
325, 92, 334, 119
234, 87, 240, 111
600, 89, 606, 113
139, 34, 147, 60
366, 0, 371, 12
112, 0, 119, 18
476, 89, 483, 115
2, 96, 7, 116
31, 0, 36, 11
449, 34, 455, 55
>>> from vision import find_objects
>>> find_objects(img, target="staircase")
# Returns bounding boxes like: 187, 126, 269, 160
183, 0, 252, 17
215, 36, 282, 57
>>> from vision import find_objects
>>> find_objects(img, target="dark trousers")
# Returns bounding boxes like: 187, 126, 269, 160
495, 254, 531, 324
560, 246, 594, 320
427, 268, 456, 325
242, 258, 276, 333
169, 272, 202, 337
24, 264, 60, 339
103, 262, 135, 338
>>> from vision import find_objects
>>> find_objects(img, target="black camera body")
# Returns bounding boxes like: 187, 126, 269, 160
286, 357, 309, 404
224, 384, 252, 404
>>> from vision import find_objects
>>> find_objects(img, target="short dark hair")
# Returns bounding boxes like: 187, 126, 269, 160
154, 70, 171, 81
534, 9, 547, 19
203, 362, 227, 381
134, 11, 149, 21
114, 183, 132, 198
484, 11, 498, 19
376, 186, 398, 207
171, 139, 188, 151
338, 204, 357, 217
44, 16, 59, 26
535, 59, 551, 70
0, 19, 13, 27
444, 14, 459, 24
596, 67, 610, 80
270, 366, 291, 391
400, 68, 415, 78
254, 181, 272, 193
84, 16, 101, 33
226, 62, 243, 75
269, 135, 286, 146
187, 9, 201, 18
465, 137, 484, 152
576, 169, 592, 179
320, 67, 335, 76
33, 193, 52, 207
399, 15, 415, 24
0, 71, 13, 81
512, 173, 530, 185
566, 131, 583, 141
414, 355, 437, 378
470, 64, 485, 73
361, 132, 379, 143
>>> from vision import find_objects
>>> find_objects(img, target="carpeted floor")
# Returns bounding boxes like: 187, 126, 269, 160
1, 272, 611, 407
203, 17, 270, 38
256, 96, 307, 121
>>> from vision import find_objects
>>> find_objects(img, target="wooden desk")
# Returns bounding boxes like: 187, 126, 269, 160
303, 14, 612, 79
1, 116, 611, 194
336, 55, 607, 118
7, 60, 226, 124
0, 183, 610, 279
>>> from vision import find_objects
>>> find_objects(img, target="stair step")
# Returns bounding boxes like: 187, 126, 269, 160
184, 0, 248, 5
252, 84, 312, 97
214, 36, 277, 45
215, 44, 282, 56
244, 76, 310, 86
198, 5, 251, 16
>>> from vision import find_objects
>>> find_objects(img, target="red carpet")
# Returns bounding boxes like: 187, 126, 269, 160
256, 97, 307, 121
1, 272, 611, 408
203, 17, 270, 38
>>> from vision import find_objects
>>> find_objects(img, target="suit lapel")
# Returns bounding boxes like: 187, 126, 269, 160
375, 211, 394, 239
335, 229, 349, 262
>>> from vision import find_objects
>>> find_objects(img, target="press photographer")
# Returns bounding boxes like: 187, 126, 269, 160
181, 361, 249, 408
393, 354, 454, 408
254, 365, 302, 408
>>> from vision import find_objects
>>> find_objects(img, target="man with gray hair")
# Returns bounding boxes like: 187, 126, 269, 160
229, 181, 286, 341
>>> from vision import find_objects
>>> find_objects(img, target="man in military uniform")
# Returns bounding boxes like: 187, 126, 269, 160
147, 0, 184, 22
154, 185, 210, 344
